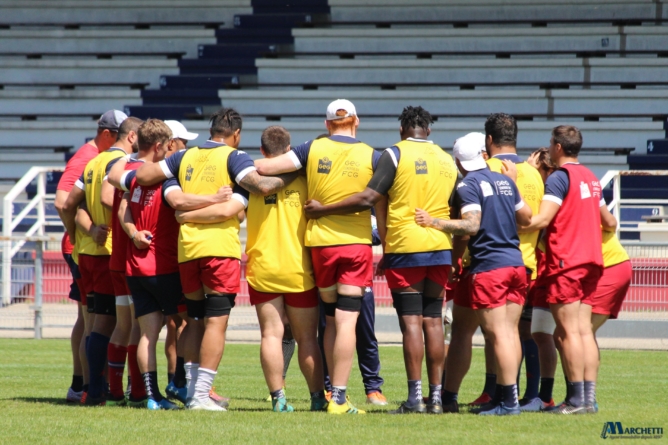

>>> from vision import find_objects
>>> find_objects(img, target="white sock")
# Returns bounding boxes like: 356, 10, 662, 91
194, 367, 216, 401
185, 362, 199, 400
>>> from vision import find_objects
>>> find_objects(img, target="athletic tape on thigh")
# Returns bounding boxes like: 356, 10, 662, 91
444, 300, 454, 325
422, 297, 443, 318
444, 323, 452, 345
336, 295, 362, 312
115, 295, 131, 306
531, 308, 557, 335
391, 292, 422, 316
204, 293, 236, 317
186, 298, 206, 320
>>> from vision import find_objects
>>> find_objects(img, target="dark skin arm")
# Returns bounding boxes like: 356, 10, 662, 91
304, 187, 383, 219
238, 170, 300, 197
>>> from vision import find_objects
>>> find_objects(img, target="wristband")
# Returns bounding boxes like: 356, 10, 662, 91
131, 231, 138, 240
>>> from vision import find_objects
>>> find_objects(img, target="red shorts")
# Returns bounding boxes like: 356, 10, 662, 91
111, 270, 131, 297
78, 254, 114, 296
589, 261, 632, 319
311, 244, 373, 288
177, 295, 187, 315
178, 257, 241, 295
75, 278, 87, 306
545, 264, 602, 305
385, 265, 449, 290
529, 279, 549, 309
453, 269, 472, 308
444, 280, 456, 302
248, 286, 319, 308
470, 266, 527, 310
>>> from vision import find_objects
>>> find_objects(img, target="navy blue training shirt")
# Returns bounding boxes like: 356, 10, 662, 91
456, 167, 524, 274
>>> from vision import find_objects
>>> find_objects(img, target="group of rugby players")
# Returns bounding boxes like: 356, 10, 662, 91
55, 100, 630, 416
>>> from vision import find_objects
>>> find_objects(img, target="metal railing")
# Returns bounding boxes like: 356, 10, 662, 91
599, 170, 668, 238
2, 166, 64, 306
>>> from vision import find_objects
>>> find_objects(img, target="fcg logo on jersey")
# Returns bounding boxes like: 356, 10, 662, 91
185, 164, 194, 181
284, 189, 300, 197
86, 169, 93, 184
264, 194, 277, 205
318, 157, 332, 174
415, 158, 428, 175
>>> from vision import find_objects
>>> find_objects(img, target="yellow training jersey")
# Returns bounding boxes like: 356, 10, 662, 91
304, 137, 375, 247
78, 148, 125, 256
177, 145, 241, 262
487, 156, 544, 277
601, 230, 629, 268
245, 176, 314, 293
385, 139, 457, 254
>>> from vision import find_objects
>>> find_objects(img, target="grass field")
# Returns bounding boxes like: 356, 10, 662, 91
0, 339, 665, 445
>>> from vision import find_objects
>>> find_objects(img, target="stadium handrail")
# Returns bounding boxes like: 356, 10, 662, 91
265, 50, 668, 59
305, 18, 668, 28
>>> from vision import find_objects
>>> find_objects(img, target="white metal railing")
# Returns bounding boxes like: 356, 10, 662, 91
2, 166, 64, 306
599, 170, 668, 239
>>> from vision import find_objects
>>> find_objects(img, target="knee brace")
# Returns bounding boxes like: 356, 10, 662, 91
204, 293, 236, 318
94, 293, 116, 316
115, 295, 131, 307
422, 297, 443, 318
391, 292, 422, 316
322, 302, 337, 317
336, 294, 362, 313
186, 298, 206, 320
521, 304, 534, 322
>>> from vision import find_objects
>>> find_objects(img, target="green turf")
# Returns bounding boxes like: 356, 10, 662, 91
0, 339, 665, 445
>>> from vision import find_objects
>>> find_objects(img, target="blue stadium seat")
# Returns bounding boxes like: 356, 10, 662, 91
647, 139, 668, 155
141, 89, 221, 106
251, 0, 329, 14
179, 59, 257, 75
215, 28, 294, 45
233, 13, 316, 29
125, 105, 203, 121
159, 75, 240, 90
197, 43, 276, 60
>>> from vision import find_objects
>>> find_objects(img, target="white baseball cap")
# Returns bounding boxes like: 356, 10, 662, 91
453, 132, 487, 171
326, 99, 357, 121
165, 120, 198, 141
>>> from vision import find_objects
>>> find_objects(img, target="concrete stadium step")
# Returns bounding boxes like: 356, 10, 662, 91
0, 58, 178, 89
0, 0, 252, 27
251, 0, 329, 14
256, 57, 668, 86
159, 74, 255, 89
292, 25, 668, 54
2, 120, 659, 166
328, 0, 667, 23
219, 88, 668, 120
197, 43, 280, 59
233, 13, 321, 29
179, 58, 257, 75
141, 89, 221, 106
0, 88, 141, 116
215, 28, 294, 45
0, 28, 216, 59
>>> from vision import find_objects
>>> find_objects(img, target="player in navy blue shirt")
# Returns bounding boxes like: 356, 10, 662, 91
415, 132, 532, 416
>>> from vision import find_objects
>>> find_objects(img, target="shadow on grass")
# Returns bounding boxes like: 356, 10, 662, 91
9, 397, 72, 406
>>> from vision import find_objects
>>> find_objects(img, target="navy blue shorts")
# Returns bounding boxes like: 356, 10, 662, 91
126, 273, 183, 318
63, 253, 81, 302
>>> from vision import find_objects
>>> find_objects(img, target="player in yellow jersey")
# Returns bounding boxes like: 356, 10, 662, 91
134, 108, 297, 411
304, 106, 458, 415
255, 100, 379, 414
176, 126, 326, 412
61, 117, 142, 405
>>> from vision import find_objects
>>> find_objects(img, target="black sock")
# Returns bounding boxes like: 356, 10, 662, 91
167, 373, 175, 384
82, 383, 89, 393
143, 371, 163, 402
407, 380, 422, 405
428, 384, 442, 405
310, 390, 325, 400
501, 384, 519, 408
483, 373, 496, 396
492, 384, 502, 405
174, 357, 186, 388
539, 377, 554, 403
584, 381, 596, 406
71, 375, 84, 392
567, 381, 584, 407
270, 388, 285, 399
442, 389, 458, 404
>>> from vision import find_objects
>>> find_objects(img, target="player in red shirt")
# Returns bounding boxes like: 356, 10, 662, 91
54, 110, 127, 402
520, 126, 614, 414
